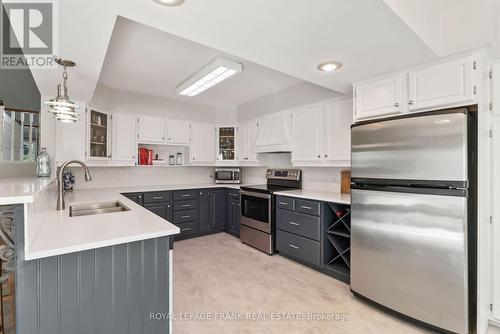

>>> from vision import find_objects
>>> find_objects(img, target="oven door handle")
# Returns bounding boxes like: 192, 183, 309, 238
240, 190, 271, 200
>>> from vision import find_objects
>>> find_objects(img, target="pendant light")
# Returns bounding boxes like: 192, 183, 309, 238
44, 58, 80, 123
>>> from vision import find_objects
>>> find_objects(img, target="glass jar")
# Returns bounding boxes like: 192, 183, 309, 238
169, 155, 175, 165
176, 153, 183, 165
36, 148, 51, 177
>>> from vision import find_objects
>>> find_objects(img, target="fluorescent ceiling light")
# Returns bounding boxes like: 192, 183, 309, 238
317, 61, 342, 72
177, 58, 243, 97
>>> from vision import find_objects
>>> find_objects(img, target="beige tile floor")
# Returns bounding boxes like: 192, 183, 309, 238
173, 233, 433, 334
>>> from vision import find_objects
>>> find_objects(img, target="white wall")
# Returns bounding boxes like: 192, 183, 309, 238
237, 82, 340, 122
70, 165, 215, 189
242, 153, 344, 192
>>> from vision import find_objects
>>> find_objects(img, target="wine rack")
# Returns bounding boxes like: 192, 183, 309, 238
322, 202, 350, 283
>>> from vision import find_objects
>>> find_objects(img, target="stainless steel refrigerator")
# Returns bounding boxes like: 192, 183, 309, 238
350, 108, 477, 334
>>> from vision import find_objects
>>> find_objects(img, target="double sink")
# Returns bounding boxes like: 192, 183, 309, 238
69, 201, 130, 217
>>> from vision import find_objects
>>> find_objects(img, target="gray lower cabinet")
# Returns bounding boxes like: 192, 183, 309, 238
210, 190, 225, 229
123, 187, 238, 241
198, 189, 225, 233
2, 204, 172, 334
144, 202, 173, 222
276, 230, 320, 266
224, 190, 240, 236
275, 195, 351, 284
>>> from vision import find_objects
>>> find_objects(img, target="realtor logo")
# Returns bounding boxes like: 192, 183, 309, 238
1, 0, 57, 69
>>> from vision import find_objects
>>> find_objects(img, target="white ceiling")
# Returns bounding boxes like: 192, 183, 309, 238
29, 0, 498, 103
98, 18, 308, 108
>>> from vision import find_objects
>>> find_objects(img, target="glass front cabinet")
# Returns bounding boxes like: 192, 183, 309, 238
86, 106, 111, 161
216, 125, 237, 162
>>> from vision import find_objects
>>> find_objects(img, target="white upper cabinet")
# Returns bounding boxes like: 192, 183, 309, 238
492, 121, 500, 323
354, 74, 402, 121
87, 107, 112, 161
111, 113, 137, 165
238, 121, 259, 163
254, 111, 292, 153
408, 55, 476, 111
291, 99, 353, 166
166, 119, 190, 145
324, 99, 352, 165
291, 105, 323, 162
190, 123, 215, 164
490, 62, 500, 116
138, 115, 165, 144
216, 125, 237, 162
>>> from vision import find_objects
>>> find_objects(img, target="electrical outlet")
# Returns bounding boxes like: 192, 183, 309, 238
332, 174, 340, 183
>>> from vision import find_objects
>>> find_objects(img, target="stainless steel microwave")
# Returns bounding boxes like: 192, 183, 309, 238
214, 168, 241, 184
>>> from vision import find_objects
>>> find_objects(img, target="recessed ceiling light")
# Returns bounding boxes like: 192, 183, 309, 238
317, 61, 342, 72
176, 57, 242, 97
153, 0, 184, 6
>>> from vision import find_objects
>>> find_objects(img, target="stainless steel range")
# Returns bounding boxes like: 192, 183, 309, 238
240, 169, 302, 254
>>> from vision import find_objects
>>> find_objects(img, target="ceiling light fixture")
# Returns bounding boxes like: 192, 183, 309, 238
176, 57, 242, 97
153, 0, 185, 7
44, 58, 80, 123
317, 61, 342, 72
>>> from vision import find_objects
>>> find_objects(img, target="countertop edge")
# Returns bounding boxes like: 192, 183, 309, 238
25, 226, 180, 261
274, 190, 351, 205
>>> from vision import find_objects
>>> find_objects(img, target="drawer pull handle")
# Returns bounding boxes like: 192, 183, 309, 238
289, 244, 299, 250
181, 204, 191, 207
301, 205, 312, 210
182, 227, 191, 231
181, 194, 191, 197
289, 221, 300, 226
278, 202, 288, 205
181, 215, 191, 219
153, 196, 164, 199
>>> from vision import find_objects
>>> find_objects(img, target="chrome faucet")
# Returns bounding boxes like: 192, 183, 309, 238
57, 160, 92, 210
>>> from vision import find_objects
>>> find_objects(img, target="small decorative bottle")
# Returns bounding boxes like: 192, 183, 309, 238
36, 148, 51, 177
176, 152, 183, 165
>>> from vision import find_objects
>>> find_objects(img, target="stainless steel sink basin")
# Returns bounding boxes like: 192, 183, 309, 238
69, 201, 130, 217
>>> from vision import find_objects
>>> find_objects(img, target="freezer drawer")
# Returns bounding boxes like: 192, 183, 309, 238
350, 188, 468, 334
351, 111, 468, 182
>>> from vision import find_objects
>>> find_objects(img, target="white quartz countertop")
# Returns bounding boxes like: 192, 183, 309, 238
274, 189, 351, 205
2, 178, 351, 260
0, 176, 54, 204
20, 182, 245, 260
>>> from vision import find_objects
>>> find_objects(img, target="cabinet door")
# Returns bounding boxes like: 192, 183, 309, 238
166, 119, 190, 145
354, 74, 402, 121
492, 121, 500, 321
87, 107, 112, 161
123, 193, 143, 206
292, 105, 323, 162
224, 191, 234, 231
138, 116, 165, 144
111, 113, 137, 164
324, 99, 353, 164
232, 200, 241, 235
144, 203, 167, 219
198, 190, 210, 232
492, 62, 500, 116
190, 123, 215, 163
408, 55, 475, 111
236, 125, 246, 161
217, 126, 237, 161
210, 190, 225, 229
245, 121, 259, 162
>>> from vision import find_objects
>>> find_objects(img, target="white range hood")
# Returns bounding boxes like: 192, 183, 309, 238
254, 111, 292, 153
